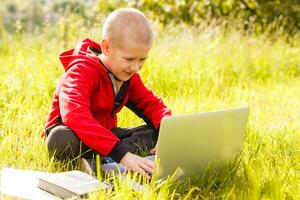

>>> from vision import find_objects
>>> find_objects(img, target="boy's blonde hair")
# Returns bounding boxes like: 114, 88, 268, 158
102, 8, 153, 48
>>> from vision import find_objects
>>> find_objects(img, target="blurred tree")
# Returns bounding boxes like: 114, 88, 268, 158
53, 0, 86, 17
0, 0, 299, 35
98, 0, 300, 35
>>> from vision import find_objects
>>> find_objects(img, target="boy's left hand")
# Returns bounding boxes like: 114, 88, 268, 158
150, 143, 157, 154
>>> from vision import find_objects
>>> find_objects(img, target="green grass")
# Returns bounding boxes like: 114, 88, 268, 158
0, 20, 299, 199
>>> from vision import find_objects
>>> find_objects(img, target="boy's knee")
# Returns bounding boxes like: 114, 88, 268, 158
46, 125, 81, 160
121, 127, 158, 154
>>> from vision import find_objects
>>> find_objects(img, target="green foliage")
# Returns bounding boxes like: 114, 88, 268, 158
0, 0, 101, 34
0, 0, 299, 35
99, 0, 300, 35
52, 0, 86, 16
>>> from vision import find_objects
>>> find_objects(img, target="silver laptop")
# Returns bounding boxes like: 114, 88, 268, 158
154, 107, 250, 179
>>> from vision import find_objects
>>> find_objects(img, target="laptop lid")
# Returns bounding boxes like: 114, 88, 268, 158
155, 107, 250, 179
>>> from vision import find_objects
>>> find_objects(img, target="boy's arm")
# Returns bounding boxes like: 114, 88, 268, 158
126, 73, 172, 129
59, 64, 128, 162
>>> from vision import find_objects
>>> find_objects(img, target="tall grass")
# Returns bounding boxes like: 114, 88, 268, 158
0, 17, 299, 199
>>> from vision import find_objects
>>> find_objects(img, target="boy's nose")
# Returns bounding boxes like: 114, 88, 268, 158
130, 64, 140, 72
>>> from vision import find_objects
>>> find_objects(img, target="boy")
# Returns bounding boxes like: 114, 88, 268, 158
43, 8, 171, 178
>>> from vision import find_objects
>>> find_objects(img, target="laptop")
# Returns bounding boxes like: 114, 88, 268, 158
102, 107, 249, 181
153, 106, 250, 179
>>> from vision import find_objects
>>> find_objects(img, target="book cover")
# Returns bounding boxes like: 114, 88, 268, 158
38, 170, 112, 199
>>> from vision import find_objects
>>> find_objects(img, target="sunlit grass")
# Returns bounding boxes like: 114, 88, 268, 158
0, 19, 299, 199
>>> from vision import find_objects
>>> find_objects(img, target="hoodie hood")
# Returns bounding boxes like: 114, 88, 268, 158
59, 38, 104, 72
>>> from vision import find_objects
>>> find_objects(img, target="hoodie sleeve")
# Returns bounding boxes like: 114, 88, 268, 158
126, 73, 172, 129
59, 64, 128, 162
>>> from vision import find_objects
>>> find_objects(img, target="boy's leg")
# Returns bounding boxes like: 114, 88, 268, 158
102, 126, 157, 176
46, 125, 97, 161
46, 124, 157, 160
111, 125, 158, 155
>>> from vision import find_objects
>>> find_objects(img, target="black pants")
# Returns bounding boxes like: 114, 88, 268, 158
46, 125, 158, 161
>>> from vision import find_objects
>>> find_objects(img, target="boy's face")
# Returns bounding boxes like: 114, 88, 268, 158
101, 39, 151, 81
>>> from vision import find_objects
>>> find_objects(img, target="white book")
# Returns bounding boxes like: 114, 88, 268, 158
0, 167, 112, 200
38, 170, 112, 199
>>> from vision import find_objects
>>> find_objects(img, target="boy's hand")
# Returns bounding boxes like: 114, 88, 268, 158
150, 143, 157, 154
120, 152, 154, 179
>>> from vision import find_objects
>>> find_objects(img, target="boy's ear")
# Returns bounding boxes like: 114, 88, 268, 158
100, 38, 110, 56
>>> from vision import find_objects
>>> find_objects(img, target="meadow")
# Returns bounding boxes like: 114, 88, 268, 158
0, 18, 299, 199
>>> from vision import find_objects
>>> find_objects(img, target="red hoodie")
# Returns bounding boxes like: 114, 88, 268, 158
44, 39, 171, 162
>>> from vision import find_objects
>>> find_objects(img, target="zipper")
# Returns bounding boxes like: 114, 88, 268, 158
98, 57, 118, 128
108, 72, 118, 115
106, 72, 118, 128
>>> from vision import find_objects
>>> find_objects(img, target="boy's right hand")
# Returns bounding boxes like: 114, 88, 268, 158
120, 152, 154, 179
